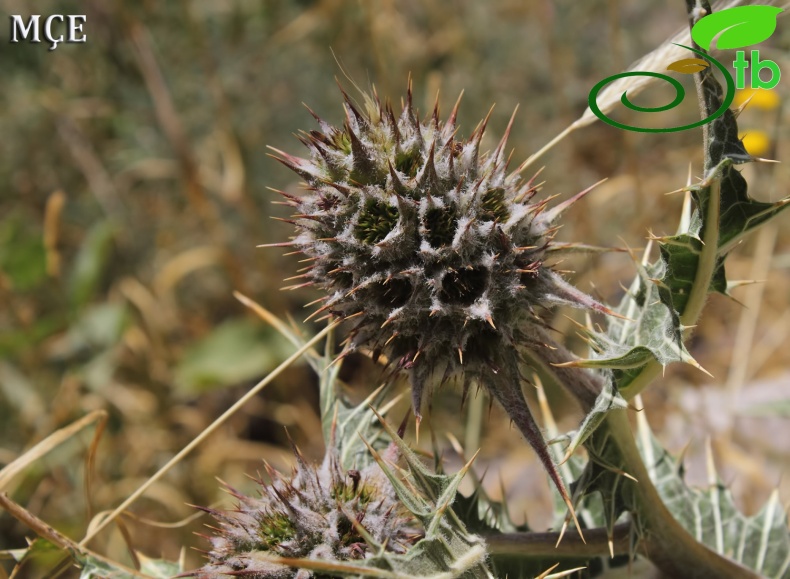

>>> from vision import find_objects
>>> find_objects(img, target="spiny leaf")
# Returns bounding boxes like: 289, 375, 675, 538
715, 171, 790, 257
452, 480, 527, 536
322, 376, 395, 471
566, 419, 643, 561
358, 418, 494, 578
559, 380, 628, 462
567, 249, 702, 388
635, 414, 790, 578
369, 407, 462, 507
77, 553, 181, 578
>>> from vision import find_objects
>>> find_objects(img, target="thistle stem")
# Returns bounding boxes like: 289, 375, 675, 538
483, 523, 632, 559
619, 0, 724, 403
464, 387, 485, 455
525, 329, 751, 577
600, 411, 759, 578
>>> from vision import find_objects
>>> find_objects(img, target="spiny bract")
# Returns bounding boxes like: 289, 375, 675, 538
196, 444, 421, 578
269, 81, 610, 507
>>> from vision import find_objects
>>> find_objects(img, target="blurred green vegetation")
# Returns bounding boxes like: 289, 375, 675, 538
1, 0, 788, 576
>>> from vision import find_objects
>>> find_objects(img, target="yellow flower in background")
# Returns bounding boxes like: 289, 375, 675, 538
735, 89, 780, 156
740, 131, 771, 156
734, 88, 780, 110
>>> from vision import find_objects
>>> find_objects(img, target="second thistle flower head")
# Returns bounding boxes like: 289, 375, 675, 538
270, 81, 608, 419
197, 444, 421, 578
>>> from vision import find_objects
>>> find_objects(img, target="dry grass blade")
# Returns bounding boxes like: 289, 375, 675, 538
234, 291, 312, 354
0, 410, 108, 493
119, 505, 216, 529
55, 116, 124, 220
43, 190, 66, 278
725, 224, 778, 396
127, 21, 207, 220
153, 247, 224, 298
84, 410, 108, 523
0, 493, 151, 579
78, 319, 340, 548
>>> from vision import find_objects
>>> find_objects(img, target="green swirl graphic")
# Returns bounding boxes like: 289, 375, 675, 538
588, 45, 735, 133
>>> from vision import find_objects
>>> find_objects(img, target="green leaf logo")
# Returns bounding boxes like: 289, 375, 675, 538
691, 6, 783, 50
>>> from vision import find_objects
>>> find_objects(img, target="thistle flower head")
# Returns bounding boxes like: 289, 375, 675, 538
197, 443, 421, 578
269, 81, 610, 509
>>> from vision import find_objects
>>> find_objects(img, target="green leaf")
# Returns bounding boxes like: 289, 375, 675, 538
691, 6, 783, 50
1, 539, 62, 576
0, 314, 64, 358
48, 302, 129, 359
77, 556, 129, 578
174, 318, 292, 394
559, 421, 639, 564
0, 214, 47, 291
68, 221, 115, 309
0, 361, 46, 424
